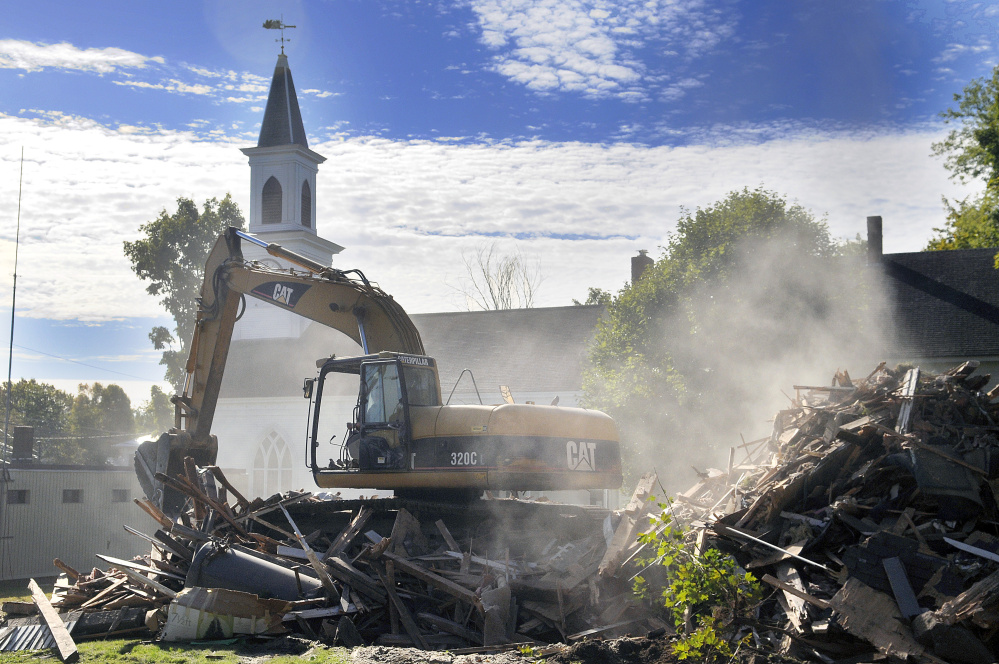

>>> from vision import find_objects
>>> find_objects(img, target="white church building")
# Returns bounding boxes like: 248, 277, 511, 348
210, 52, 613, 506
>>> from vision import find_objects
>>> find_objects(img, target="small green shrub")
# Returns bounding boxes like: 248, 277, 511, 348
633, 500, 761, 662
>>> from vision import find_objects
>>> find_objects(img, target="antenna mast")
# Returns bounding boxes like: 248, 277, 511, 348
3, 148, 23, 459
263, 18, 297, 54
2, 147, 23, 581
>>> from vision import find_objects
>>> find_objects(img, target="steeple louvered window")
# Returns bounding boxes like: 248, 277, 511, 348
262, 176, 282, 224
301, 180, 312, 227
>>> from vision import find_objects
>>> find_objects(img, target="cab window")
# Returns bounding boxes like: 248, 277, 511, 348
403, 366, 440, 407
362, 363, 403, 424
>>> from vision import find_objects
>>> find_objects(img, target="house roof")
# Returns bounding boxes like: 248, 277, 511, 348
883, 248, 999, 358
257, 54, 309, 149
219, 305, 604, 399
416, 305, 604, 397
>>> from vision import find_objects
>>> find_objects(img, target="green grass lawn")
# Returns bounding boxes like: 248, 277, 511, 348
0, 579, 56, 605
1, 581, 350, 664
0, 638, 351, 664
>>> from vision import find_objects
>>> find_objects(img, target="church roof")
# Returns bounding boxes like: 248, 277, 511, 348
219, 305, 605, 399
257, 53, 309, 149
416, 305, 604, 396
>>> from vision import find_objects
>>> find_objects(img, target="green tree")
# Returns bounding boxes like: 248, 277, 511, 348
0, 379, 79, 462
123, 195, 245, 388
928, 66, 999, 255
583, 187, 862, 489
69, 383, 135, 465
926, 191, 999, 253
932, 67, 999, 188
135, 384, 174, 434
573, 287, 612, 306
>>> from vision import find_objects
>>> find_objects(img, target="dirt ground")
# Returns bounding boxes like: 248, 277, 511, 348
240, 635, 807, 664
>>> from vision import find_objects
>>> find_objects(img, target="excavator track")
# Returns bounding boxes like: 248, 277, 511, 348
278, 495, 613, 550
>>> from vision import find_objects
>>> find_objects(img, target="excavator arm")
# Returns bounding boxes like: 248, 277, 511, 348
135, 227, 424, 513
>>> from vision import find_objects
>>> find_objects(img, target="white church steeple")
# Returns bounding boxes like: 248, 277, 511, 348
234, 50, 342, 341
240, 52, 342, 266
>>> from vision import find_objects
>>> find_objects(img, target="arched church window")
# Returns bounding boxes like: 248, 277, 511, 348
301, 180, 312, 227
252, 431, 292, 498
262, 176, 282, 224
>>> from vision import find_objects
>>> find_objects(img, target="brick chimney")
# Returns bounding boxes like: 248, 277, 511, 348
12, 426, 34, 462
867, 216, 883, 264
631, 249, 654, 283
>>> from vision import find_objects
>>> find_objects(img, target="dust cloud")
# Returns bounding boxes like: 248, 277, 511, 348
617, 234, 894, 494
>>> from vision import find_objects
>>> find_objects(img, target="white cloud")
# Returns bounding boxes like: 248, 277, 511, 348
0, 39, 272, 105
0, 39, 161, 74
934, 39, 991, 64
0, 111, 975, 325
468, 0, 735, 99
302, 89, 338, 98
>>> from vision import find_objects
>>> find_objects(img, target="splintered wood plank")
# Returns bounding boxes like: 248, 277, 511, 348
326, 556, 386, 602
133, 498, 173, 529
776, 563, 808, 633
52, 559, 81, 581
436, 519, 461, 553
279, 504, 338, 598
28, 578, 78, 663
761, 575, 829, 609
828, 578, 938, 662
325, 506, 375, 560
387, 560, 399, 634
382, 552, 484, 613
417, 612, 483, 645
207, 465, 250, 509
598, 472, 657, 579
389, 508, 428, 557
95, 556, 178, 599
373, 563, 428, 650
79, 577, 127, 610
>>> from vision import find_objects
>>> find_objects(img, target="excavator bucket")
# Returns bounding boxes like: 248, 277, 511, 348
134, 432, 218, 519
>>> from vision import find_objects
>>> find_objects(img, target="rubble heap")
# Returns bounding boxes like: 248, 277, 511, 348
678, 361, 999, 664
1, 460, 666, 658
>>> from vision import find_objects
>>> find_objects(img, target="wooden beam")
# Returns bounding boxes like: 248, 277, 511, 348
373, 563, 429, 650
436, 519, 461, 553
207, 465, 250, 510
154, 472, 249, 537
325, 506, 374, 560
28, 578, 79, 663
382, 552, 484, 613
279, 504, 339, 598
761, 574, 829, 610
95, 555, 178, 599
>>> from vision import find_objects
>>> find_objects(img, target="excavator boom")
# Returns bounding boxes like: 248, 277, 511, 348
135, 228, 423, 512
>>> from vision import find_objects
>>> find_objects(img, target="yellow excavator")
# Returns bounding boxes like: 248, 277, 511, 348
135, 228, 622, 514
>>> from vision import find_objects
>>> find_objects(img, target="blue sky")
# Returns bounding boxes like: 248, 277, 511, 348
0, 0, 996, 405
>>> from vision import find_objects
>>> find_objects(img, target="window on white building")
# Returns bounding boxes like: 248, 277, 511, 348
63, 489, 83, 504
6, 489, 28, 504
252, 431, 293, 498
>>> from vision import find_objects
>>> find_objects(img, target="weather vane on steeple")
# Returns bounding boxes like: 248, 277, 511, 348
263, 18, 296, 54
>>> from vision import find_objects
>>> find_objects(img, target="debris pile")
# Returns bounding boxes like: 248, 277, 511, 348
2, 459, 666, 658
677, 361, 999, 664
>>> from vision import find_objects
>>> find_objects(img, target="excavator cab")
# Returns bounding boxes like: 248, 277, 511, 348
309, 352, 441, 475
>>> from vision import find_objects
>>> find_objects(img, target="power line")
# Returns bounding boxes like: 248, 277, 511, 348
11, 343, 164, 382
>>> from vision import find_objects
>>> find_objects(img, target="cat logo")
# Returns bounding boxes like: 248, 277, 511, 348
566, 440, 597, 471
272, 283, 294, 305
251, 281, 310, 308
